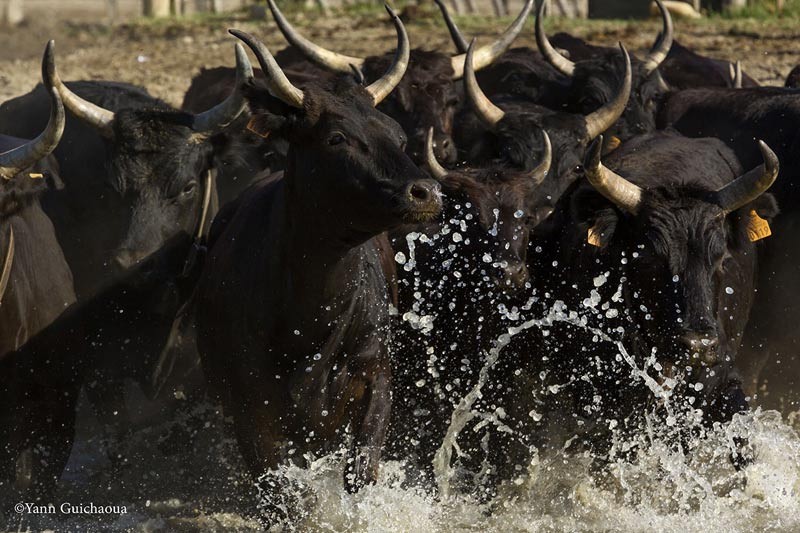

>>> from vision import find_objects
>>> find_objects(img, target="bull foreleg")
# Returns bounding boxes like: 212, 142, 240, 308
231, 400, 307, 527
344, 363, 391, 493
85, 374, 131, 468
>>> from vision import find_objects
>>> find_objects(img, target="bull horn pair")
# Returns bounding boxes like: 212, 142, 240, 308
425, 127, 551, 185
44, 39, 254, 138
230, 4, 408, 108
584, 136, 779, 215
0, 45, 66, 180
465, 39, 631, 141
268, 0, 533, 81
536, 0, 673, 77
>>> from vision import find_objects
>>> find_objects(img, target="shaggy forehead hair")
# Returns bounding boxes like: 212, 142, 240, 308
442, 167, 533, 226
109, 107, 212, 193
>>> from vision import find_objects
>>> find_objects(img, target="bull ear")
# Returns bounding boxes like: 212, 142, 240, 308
569, 187, 619, 248
742, 192, 779, 222
245, 113, 288, 139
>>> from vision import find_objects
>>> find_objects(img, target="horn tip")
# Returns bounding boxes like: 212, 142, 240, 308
586, 135, 604, 170
42, 40, 58, 87
757, 139, 779, 168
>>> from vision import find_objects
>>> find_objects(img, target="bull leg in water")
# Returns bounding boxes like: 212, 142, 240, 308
85, 375, 131, 467
344, 364, 391, 493
232, 402, 306, 526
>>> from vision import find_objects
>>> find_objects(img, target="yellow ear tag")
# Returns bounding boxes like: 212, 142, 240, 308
587, 225, 603, 247
246, 116, 270, 139
28, 173, 44, 179
747, 210, 771, 242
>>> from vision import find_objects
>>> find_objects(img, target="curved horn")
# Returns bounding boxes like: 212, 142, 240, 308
0, 45, 66, 179
584, 135, 643, 214
425, 128, 449, 179
535, 0, 575, 77
365, 5, 410, 106
642, 0, 673, 75
268, 0, 363, 72
583, 43, 632, 141
712, 140, 779, 214
450, 0, 535, 79
0, 227, 14, 304
229, 29, 305, 108
191, 43, 254, 133
529, 131, 552, 185
434, 0, 469, 54
464, 39, 505, 128
45, 40, 115, 138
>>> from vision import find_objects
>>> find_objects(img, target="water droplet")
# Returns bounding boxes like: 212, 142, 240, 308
514, 209, 524, 219
394, 252, 406, 265
725, 286, 734, 295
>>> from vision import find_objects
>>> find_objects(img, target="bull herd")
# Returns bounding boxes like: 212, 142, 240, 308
0, 0, 798, 525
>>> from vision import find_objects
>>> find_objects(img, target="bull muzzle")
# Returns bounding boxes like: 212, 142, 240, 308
412, 130, 456, 165
679, 332, 719, 367
403, 179, 442, 222
493, 260, 530, 293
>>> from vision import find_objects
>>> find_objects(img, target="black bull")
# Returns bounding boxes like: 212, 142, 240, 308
659, 87, 800, 411
1, 230, 201, 506
0, 140, 75, 501
0, 41, 251, 299
518, 133, 778, 462
195, 22, 442, 523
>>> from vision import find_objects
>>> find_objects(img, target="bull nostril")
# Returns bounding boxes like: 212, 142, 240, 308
409, 183, 431, 202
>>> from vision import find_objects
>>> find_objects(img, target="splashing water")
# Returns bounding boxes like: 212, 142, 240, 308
11, 217, 800, 532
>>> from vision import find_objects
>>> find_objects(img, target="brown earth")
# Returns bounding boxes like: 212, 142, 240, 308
0, 9, 797, 107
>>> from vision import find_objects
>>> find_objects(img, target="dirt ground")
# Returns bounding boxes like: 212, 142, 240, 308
0, 9, 797, 107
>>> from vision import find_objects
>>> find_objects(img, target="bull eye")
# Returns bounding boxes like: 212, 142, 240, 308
181, 181, 198, 196
328, 131, 347, 146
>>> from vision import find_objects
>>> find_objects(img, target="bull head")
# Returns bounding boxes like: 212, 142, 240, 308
0, 45, 65, 180
230, 4, 409, 108
268, 0, 533, 81
43, 39, 253, 139
583, 135, 779, 216
463, 39, 632, 142
535, 0, 673, 78
425, 126, 551, 187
